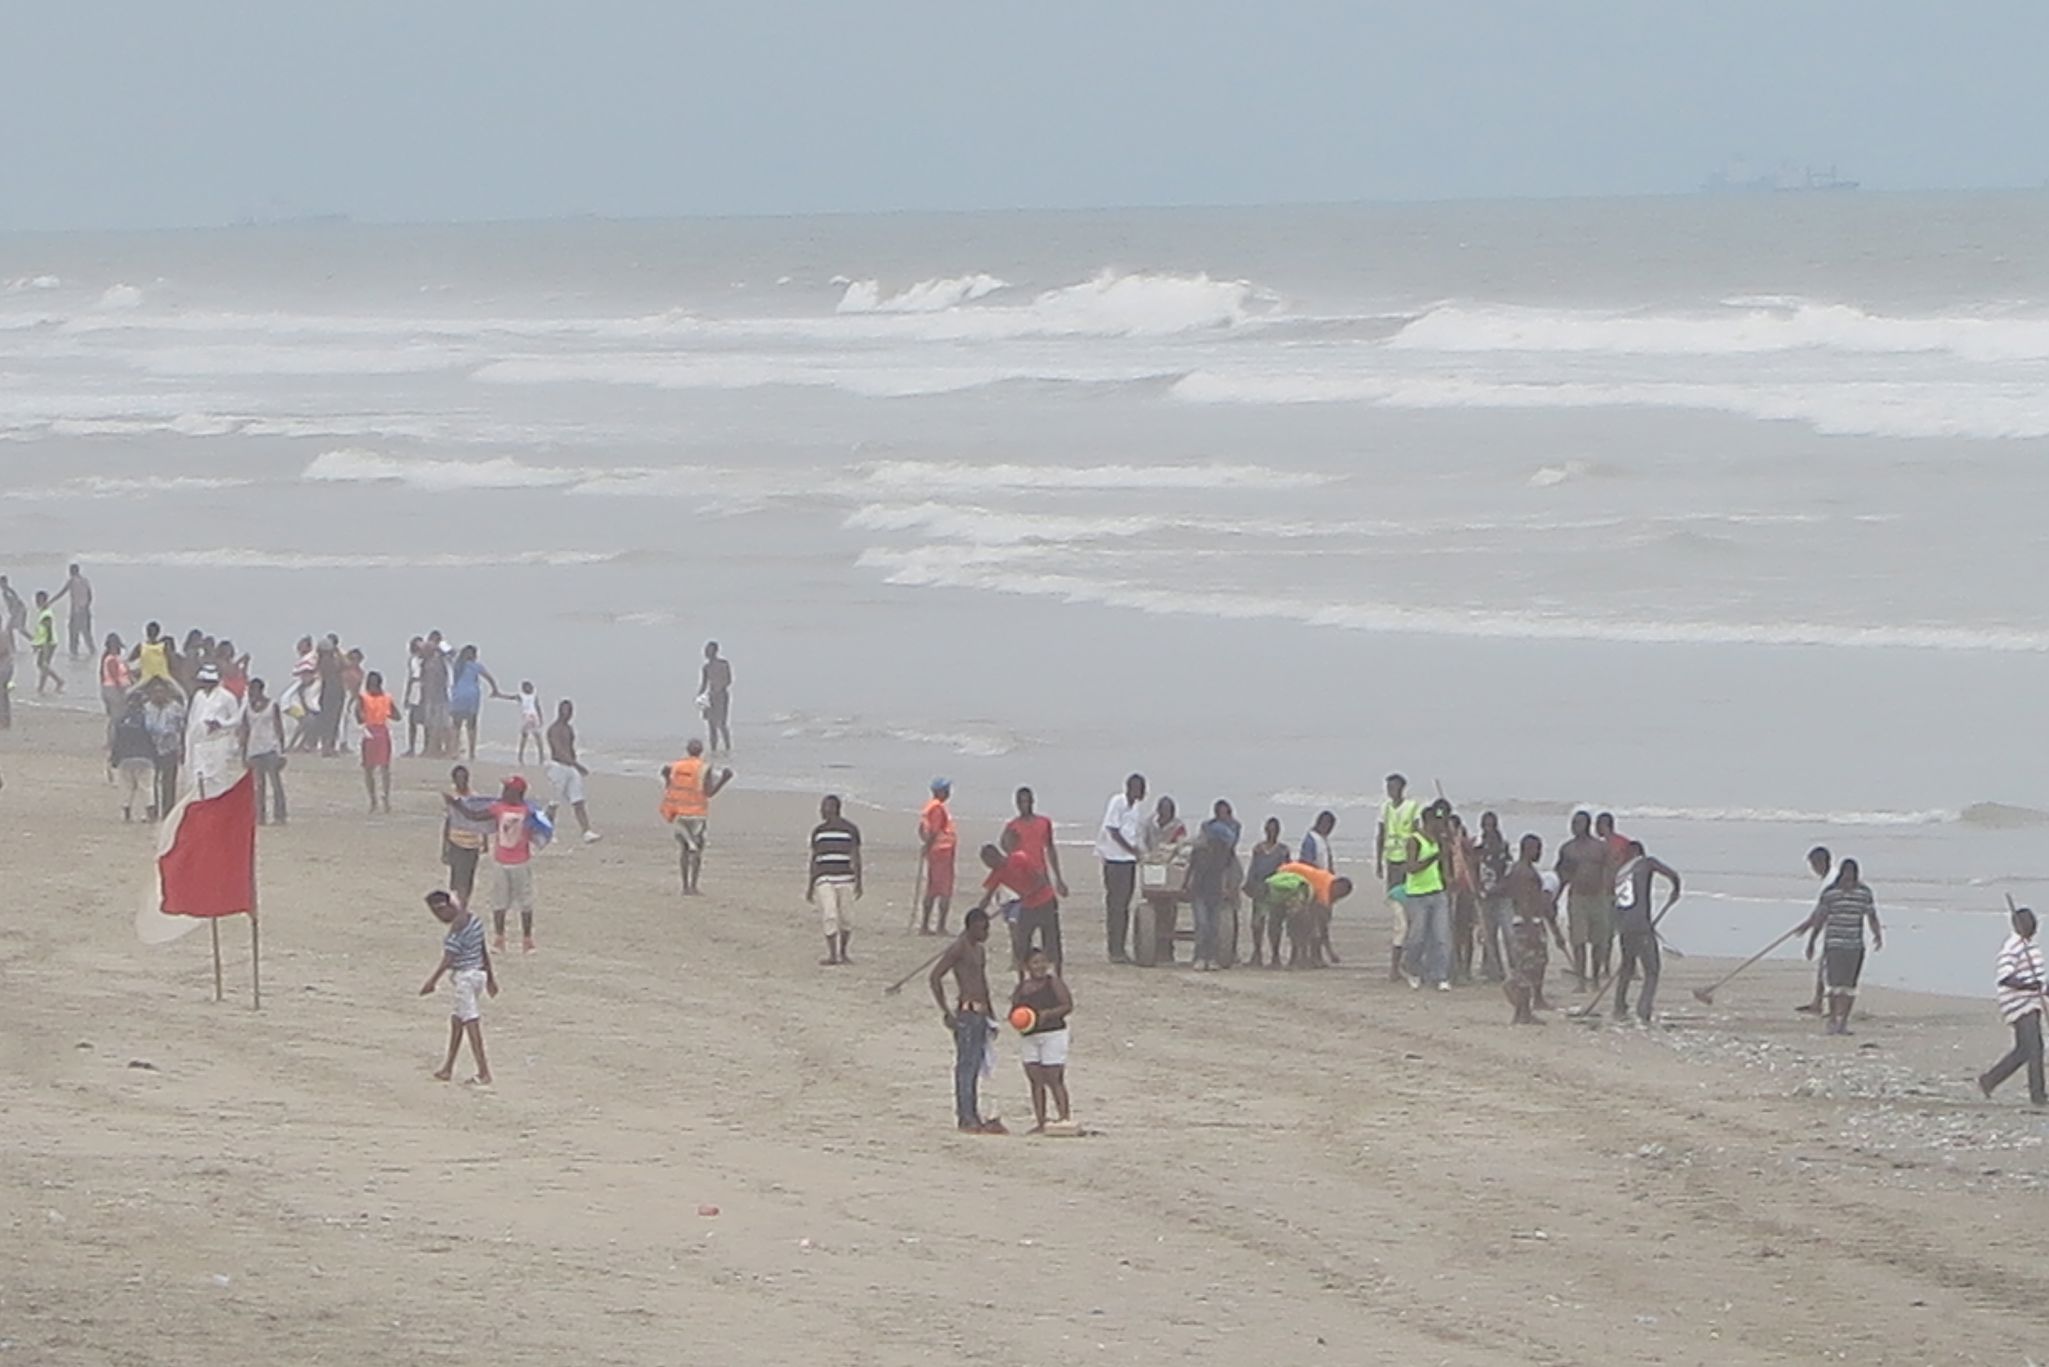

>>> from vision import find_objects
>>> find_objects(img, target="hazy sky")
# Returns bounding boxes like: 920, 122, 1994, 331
3, 1, 2044, 229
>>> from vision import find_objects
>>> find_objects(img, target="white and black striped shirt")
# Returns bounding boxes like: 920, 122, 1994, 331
809, 819, 862, 885
1996, 933, 2046, 1024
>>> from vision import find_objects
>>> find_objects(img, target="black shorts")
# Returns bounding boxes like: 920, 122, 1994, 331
1823, 944, 1865, 996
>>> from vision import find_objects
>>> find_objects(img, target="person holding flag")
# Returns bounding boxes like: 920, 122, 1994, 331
487, 775, 552, 953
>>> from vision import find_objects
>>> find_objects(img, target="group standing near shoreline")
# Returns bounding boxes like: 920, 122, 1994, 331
0, 561, 2034, 1124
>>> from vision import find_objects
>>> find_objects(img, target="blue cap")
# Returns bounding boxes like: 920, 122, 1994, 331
931, 777, 951, 792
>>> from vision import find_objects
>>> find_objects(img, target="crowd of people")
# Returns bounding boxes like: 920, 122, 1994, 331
879, 769, 2049, 1131
2, 561, 2039, 1128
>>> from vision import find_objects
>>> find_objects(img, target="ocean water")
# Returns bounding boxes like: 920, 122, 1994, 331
4, 194, 2047, 995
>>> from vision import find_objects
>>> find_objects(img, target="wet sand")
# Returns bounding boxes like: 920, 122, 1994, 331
2, 703, 2045, 1366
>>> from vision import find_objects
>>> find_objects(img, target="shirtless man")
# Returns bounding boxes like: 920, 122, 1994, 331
50, 563, 92, 659
928, 909, 1005, 1134
1501, 834, 1567, 1024
699, 641, 733, 754
1555, 810, 1614, 991
545, 699, 601, 843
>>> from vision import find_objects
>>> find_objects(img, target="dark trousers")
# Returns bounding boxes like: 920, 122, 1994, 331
952, 1011, 989, 1128
1615, 928, 1662, 1020
250, 753, 287, 823
1103, 862, 1136, 960
1013, 901, 1063, 974
446, 844, 481, 905
1985, 1012, 2047, 1104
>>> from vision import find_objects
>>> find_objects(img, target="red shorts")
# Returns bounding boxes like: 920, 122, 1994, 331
361, 727, 393, 769
925, 849, 956, 899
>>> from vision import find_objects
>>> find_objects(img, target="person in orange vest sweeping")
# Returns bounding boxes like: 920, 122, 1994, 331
660, 738, 733, 895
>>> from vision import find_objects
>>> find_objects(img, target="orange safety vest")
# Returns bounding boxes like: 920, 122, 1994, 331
661, 756, 707, 820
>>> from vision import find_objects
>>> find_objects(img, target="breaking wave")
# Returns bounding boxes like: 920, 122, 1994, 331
860, 459, 1327, 493
854, 545, 2049, 653
1385, 300, 2049, 363
836, 273, 1010, 313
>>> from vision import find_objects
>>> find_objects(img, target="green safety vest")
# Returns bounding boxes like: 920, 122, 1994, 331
1404, 832, 1445, 896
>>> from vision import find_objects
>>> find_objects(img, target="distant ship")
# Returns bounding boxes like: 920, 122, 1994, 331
1703, 161, 1859, 193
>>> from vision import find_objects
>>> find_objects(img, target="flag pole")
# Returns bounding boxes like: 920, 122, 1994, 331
249, 832, 261, 1010
210, 921, 223, 1002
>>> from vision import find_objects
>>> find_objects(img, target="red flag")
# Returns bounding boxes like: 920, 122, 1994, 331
157, 770, 257, 918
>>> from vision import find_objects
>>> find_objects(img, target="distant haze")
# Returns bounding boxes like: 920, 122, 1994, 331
2, 1, 2045, 230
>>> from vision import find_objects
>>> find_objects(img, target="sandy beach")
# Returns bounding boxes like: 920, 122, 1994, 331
3, 702, 2046, 1367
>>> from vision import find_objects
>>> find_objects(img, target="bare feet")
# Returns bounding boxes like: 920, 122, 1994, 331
522, 936, 536, 954
433, 1068, 453, 1081
464, 1074, 492, 1086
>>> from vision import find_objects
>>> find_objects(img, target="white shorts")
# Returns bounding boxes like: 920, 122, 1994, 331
492, 862, 536, 915
1020, 1029, 1070, 1068
450, 968, 488, 1023
814, 879, 857, 935
1388, 889, 1411, 949
546, 762, 585, 806
672, 818, 706, 852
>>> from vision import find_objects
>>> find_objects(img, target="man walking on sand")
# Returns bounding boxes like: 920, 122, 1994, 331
1796, 845, 1835, 1015
660, 738, 732, 895
1611, 840, 1682, 1024
50, 563, 92, 659
420, 890, 496, 1085
1098, 773, 1146, 963
1378, 774, 1421, 982
929, 909, 1005, 1134
808, 795, 863, 966
919, 778, 958, 935
30, 590, 62, 695
699, 641, 733, 754
546, 699, 601, 843
1980, 905, 2047, 1106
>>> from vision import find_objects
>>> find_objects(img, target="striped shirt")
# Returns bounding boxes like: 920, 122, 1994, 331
1817, 885, 1875, 949
443, 915, 486, 972
809, 818, 862, 884
1996, 933, 2046, 1024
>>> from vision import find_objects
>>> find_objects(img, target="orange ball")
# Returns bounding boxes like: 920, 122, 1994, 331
1009, 1005, 1037, 1032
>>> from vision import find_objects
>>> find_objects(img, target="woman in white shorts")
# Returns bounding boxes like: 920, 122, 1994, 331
1009, 948, 1074, 1133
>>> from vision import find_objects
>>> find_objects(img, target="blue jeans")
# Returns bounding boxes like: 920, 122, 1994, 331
952, 1011, 989, 1128
1402, 890, 1451, 985
1191, 890, 1227, 964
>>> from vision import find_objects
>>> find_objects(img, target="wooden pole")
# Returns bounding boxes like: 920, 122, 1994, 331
210, 920, 223, 1002
249, 781, 261, 1010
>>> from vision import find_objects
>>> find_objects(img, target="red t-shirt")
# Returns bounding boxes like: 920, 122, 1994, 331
984, 849, 1057, 910
490, 801, 534, 866
1004, 814, 1055, 871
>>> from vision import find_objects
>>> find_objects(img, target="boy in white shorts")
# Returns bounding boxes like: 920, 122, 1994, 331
517, 681, 544, 763
1008, 947, 1074, 1133
419, 890, 496, 1084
